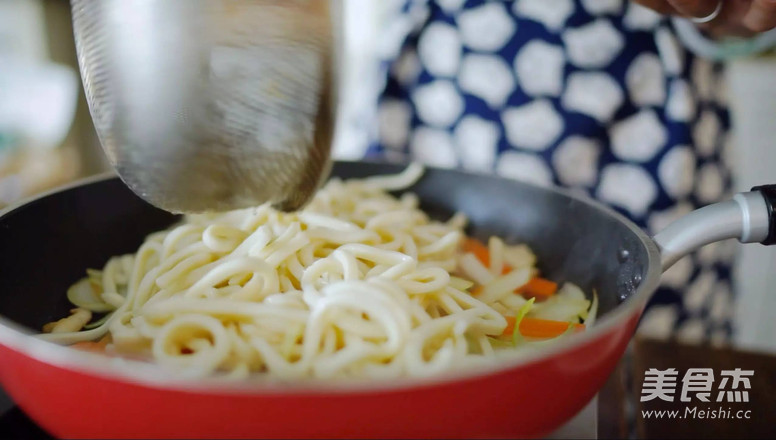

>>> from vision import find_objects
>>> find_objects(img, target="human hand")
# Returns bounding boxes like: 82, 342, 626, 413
633, 0, 776, 37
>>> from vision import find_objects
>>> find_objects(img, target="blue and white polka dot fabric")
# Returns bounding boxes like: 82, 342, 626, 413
366, 0, 735, 344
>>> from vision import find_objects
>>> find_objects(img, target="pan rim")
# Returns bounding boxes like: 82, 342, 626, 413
0, 162, 663, 395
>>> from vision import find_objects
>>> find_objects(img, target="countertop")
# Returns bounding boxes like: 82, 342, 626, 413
599, 337, 776, 439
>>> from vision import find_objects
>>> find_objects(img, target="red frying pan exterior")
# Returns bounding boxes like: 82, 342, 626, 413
0, 312, 640, 439
0, 162, 663, 438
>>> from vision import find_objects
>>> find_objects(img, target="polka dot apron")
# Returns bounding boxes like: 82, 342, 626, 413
366, 0, 736, 343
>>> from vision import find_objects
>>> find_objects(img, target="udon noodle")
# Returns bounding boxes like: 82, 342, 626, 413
40, 164, 596, 380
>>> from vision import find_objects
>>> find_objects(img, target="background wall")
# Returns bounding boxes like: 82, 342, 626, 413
727, 58, 776, 353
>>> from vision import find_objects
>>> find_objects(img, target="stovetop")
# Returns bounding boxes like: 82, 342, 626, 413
0, 389, 597, 439
0, 392, 50, 440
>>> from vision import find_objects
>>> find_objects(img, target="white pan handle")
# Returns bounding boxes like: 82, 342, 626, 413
653, 185, 776, 271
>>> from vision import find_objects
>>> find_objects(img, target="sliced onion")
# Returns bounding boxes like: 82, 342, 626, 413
67, 277, 114, 313
478, 268, 531, 303
528, 294, 590, 322
502, 244, 536, 269
557, 282, 586, 301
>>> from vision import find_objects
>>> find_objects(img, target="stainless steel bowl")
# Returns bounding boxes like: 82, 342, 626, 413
71, 0, 341, 213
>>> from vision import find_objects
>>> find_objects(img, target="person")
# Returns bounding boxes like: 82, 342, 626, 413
339, 0, 776, 344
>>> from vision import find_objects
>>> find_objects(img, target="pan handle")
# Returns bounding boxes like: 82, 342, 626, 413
653, 185, 776, 271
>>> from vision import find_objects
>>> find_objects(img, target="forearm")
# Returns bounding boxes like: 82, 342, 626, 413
633, 0, 776, 59
673, 15, 776, 59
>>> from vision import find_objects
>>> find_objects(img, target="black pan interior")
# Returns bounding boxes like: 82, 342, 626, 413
0, 161, 651, 332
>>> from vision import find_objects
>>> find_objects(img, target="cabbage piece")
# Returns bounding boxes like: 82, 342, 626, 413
527, 282, 590, 322
485, 297, 536, 349
512, 297, 536, 346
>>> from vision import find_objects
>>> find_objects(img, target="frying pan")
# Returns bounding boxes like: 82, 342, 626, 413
0, 161, 773, 439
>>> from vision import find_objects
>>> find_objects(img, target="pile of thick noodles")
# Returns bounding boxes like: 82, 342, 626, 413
40, 164, 596, 380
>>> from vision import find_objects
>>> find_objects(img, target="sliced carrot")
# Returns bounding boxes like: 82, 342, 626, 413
517, 277, 558, 298
519, 318, 584, 339
471, 285, 484, 296
500, 316, 584, 338
462, 237, 512, 274
462, 237, 491, 267
502, 316, 517, 336
462, 237, 558, 300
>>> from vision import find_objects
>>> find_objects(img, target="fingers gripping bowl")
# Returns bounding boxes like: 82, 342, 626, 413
0, 161, 773, 438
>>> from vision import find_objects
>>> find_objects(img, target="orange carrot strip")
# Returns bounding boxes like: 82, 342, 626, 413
462, 237, 512, 274
471, 285, 484, 296
502, 316, 517, 336
517, 277, 558, 297
518, 318, 584, 338
500, 316, 584, 338
462, 238, 491, 267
